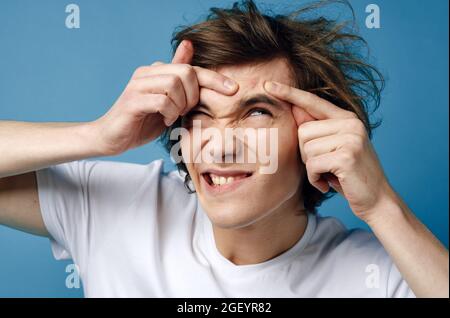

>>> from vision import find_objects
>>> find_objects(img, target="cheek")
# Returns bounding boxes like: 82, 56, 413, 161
276, 122, 303, 177
180, 135, 190, 162
266, 130, 303, 203
278, 119, 301, 160
180, 130, 202, 167
245, 116, 300, 172
180, 136, 197, 183
240, 116, 274, 129
254, 123, 302, 192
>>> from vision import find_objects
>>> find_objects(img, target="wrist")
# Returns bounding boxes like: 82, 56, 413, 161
362, 183, 406, 229
76, 120, 111, 157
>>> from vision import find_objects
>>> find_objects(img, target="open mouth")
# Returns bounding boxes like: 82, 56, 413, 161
201, 171, 253, 188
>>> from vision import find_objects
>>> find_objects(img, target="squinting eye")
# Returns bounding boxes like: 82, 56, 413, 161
248, 108, 271, 117
187, 110, 205, 117
184, 110, 210, 120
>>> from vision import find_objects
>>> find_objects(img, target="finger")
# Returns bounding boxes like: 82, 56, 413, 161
131, 59, 181, 78
172, 40, 197, 111
172, 40, 194, 64
193, 66, 239, 95
133, 63, 165, 79
297, 118, 364, 148
301, 133, 357, 163
172, 40, 238, 96
264, 81, 356, 120
133, 94, 180, 126
292, 106, 315, 127
132, 64, 238, 96
130, 64, 238, 112
131, 75, 186, 113
154, 94, 180, 126
172, 40, 195, 110
133, 64, 238, 112
305, 151, 340, 193
322, 172, 344, 195
134, 64, 199, 110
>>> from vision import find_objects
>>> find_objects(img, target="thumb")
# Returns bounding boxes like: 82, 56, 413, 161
323, 173, 344, 195
292, 106, 315, 126
172, 40, 194, 64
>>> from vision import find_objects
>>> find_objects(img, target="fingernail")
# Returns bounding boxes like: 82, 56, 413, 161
264, 81, 278, 92
224, 79, 237, 91
319, 186, 327, 194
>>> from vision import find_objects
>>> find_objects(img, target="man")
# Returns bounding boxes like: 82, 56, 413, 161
0, 0, 448, 297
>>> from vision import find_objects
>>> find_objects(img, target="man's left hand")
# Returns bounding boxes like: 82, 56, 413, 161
264, 80, 396, 222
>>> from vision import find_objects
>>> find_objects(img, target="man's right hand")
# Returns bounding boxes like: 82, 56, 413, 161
92, 40, 239, 156
0, 40, 239, 236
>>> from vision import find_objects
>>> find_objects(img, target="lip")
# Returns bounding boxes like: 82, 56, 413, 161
200, 169, 254, 195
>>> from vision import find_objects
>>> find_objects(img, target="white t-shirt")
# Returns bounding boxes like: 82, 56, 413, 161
35, 159, 415, 298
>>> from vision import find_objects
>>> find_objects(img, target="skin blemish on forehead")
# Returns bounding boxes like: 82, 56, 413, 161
195, 58, 296, 119
215, 58, 296, 85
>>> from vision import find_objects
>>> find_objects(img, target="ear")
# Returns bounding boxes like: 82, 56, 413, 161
172, 40, 194, 64
292, 106, 316, 126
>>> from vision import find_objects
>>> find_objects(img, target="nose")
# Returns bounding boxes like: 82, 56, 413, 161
205, 127, 243, 164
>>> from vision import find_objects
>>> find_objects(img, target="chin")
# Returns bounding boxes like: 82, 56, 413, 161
201, 199, 274, 230
200, 202, 257, 229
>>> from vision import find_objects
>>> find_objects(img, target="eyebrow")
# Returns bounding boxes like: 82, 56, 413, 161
239, 93, 285, 108
197, 93, 284, 111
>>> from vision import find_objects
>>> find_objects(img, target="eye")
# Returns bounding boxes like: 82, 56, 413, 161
248, 108, 272, 117
184, 109, 211, 119
181, 109, 211, 127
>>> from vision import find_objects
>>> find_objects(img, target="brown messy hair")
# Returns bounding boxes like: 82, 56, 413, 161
160, 0, 384, 214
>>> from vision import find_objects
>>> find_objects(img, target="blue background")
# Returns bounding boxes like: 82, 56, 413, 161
0, 0, 448, 297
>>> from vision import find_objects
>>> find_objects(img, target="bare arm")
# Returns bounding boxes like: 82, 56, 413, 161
0, 121, 102, 237
366, 188, 449, 298
0, 121, 101, 179
264, 81, 449, 298
0, 172, 46, 236
0, 39, 238, 238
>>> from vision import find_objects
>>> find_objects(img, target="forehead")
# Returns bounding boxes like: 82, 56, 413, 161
199, 58, 295, 114
215, 57, 295, 88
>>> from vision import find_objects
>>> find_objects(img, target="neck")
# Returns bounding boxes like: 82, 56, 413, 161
212, 193, 308, 265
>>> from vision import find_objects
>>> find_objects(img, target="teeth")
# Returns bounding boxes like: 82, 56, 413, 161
210, 174, 236, 186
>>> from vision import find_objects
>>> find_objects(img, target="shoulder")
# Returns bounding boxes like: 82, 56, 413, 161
315, 216, 415, 297
38, 158, 193, 209
310, 214, 389, 262
309, 215, 389, 277
54, 158, 184, 188
307, 214, 414, 297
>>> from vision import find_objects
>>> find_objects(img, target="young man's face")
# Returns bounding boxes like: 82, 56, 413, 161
181, 58, 309, 229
